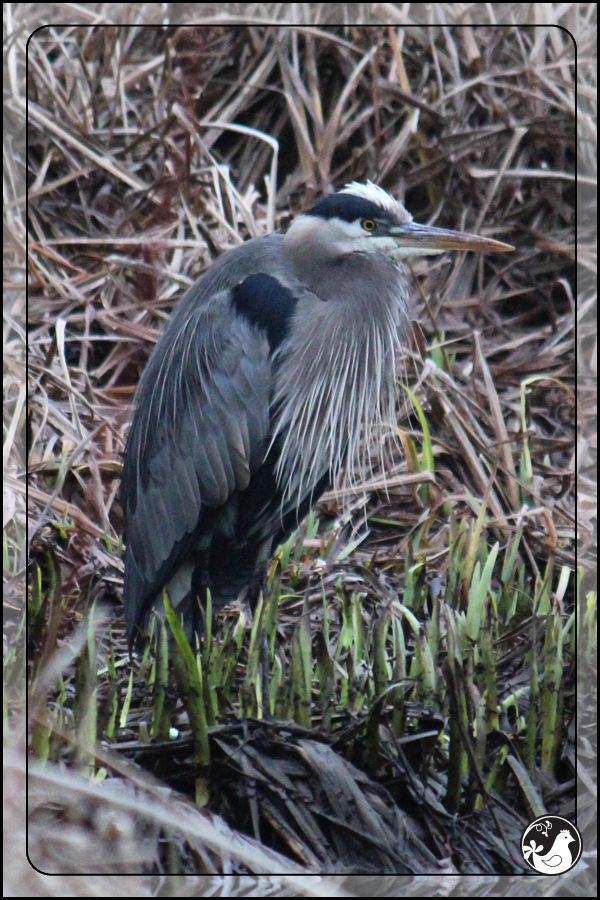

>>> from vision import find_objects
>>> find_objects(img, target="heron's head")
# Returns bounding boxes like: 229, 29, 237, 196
284, 180, 513, 263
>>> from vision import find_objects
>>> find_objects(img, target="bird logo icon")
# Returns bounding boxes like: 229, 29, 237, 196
521, 816, 582, 875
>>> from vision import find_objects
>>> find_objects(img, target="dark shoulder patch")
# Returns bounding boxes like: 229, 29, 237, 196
306, 193, 393, 223
231, 274, 297, 351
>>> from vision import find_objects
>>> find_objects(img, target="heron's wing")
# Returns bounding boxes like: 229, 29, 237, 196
122, 290, 274, 637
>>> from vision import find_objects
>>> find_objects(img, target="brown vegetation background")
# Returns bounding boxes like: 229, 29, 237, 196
3, 3, 594, 896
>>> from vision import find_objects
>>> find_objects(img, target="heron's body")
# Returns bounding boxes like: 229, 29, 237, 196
122, 182, 512, 646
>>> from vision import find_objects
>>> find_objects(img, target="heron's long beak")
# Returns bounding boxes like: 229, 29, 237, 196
389, 221, 514, 254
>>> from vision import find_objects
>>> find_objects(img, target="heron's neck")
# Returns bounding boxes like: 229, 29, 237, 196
270, 259, 410, 505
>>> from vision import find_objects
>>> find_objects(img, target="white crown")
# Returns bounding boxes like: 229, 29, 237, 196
341, 180, 402, 214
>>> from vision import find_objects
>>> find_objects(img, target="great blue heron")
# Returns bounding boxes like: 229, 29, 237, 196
122, 181, 512, 646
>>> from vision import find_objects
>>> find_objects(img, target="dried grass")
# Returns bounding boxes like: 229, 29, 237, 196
4, 2, 593, 890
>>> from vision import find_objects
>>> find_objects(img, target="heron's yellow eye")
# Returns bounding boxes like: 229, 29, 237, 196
361, 219, 376, 232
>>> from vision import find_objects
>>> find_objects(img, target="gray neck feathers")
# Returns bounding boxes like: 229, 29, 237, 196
272, 249, 410, 504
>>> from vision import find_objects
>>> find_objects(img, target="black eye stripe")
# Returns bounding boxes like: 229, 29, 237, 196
305, 193, 394, 223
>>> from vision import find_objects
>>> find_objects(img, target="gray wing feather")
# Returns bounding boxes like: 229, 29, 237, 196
122, 290, 272, 629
